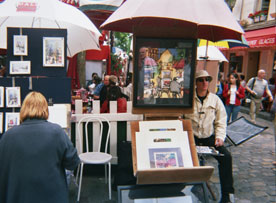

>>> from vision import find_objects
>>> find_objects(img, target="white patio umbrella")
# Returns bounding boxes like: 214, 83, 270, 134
101, 0, 244, 41
0, 0, 101, 57
197, 46, 228, 62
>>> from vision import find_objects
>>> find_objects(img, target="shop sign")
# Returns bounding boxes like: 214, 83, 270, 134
16, 1, 37, 12
248, 36, 276, 47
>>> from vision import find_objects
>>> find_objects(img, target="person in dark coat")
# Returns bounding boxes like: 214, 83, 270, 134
0, 91, 80, 203
100, 86, 127, 113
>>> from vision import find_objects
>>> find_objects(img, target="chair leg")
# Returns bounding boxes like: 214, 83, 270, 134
108, 162, 111, 200
77, 163, 84, 202
105, 164, 107, 184
76, 164, 80, 185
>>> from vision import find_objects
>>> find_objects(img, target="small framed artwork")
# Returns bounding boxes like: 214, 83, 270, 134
13, 35, 28, 56
6, 87, 21, 108
9, 61, 31, 75
5, 112, 20, 132
43, 37, 65, 67
0, 86, 4, 108
148, 147, 184, 169
0, 112, 3, 133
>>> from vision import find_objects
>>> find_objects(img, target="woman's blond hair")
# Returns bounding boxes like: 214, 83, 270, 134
20, 91, 49, 122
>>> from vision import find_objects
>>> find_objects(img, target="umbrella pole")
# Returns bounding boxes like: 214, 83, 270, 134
203, 40, 209, 70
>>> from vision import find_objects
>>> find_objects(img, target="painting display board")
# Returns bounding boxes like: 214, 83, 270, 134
226, 116, 268, 146
0, 27, 71, 137
131, 119, 214, 185
7, 28, 67, 77
0, 77, 71, 135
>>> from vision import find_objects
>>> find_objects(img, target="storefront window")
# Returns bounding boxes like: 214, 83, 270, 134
229, 53, 243, 73
261, 0, 269, 11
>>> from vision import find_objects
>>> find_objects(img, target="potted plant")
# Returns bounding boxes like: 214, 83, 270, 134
253, 11, 262, 22
260, 10, 268, 21
248, 13, 254, 20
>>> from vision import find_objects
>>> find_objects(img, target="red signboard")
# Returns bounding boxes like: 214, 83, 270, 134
247, 36, 276, 47
245, 27, 276, 47
16, 2, 37, 12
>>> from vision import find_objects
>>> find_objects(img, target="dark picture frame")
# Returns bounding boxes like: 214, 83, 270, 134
133, 37, 196, 108
226, 116, 268, 146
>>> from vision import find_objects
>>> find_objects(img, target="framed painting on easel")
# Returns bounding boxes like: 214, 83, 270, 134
133, 37, 196, 111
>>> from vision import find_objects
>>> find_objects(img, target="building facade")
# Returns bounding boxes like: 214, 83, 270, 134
222, 0, 276, 82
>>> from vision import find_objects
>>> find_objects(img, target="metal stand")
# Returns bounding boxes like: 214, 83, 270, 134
118, 182, 210, 203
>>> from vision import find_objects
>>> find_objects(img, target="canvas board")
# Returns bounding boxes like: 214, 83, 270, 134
48, 104, 68, 128
0, 86, 4, 108
138, 120, 183, 132
135, 131, 193, 171
5, 112, 20, 132
0, 112, 3, 133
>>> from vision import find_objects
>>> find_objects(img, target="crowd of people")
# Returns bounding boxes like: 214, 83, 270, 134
216, 69, 275, 124
85, 72, 131, 113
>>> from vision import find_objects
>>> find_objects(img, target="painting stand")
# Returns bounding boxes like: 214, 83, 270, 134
131, 119, 213, 184
130, 119, 214, 202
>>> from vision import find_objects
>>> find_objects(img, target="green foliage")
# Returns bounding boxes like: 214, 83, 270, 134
113, 32, 131, 54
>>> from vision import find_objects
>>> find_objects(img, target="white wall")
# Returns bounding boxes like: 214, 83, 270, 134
268, 0, 276, 21
85, 61, 103, 82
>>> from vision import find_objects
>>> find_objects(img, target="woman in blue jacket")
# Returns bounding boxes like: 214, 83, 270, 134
0, 91, 80, 203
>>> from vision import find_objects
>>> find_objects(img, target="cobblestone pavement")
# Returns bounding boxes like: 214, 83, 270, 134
206, 112, 276, 203
69, 112, 276, 203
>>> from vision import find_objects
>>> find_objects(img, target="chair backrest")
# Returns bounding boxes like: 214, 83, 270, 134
77, 116, 111, 153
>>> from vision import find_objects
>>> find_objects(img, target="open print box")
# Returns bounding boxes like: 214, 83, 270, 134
131, 119, 214, 184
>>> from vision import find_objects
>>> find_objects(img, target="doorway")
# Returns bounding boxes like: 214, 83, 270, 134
247, 52, 260, 81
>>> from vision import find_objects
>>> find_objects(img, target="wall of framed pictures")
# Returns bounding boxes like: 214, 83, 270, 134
0, 77, 71, 135
0, 28, 71, 136
7, 28, 67, 76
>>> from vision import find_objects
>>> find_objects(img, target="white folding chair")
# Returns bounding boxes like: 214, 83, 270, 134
76, 116, 112, 202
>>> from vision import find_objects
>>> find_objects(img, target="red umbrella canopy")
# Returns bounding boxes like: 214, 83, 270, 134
101, 0, 244, 41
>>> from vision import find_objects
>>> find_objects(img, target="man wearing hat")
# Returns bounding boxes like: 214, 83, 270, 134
185, 70, 234, 203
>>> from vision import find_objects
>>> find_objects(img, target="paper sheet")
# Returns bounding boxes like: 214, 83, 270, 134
139, 120, 183, 132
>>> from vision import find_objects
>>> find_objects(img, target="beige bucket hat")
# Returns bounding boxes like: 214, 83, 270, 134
195, 70, 213, 81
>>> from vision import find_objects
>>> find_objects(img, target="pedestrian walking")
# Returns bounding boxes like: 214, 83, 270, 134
184, 70, 234, 203
246, 69, 273, 123
223, 73, 245, 122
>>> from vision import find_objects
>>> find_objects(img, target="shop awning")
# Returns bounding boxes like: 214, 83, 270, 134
245, 27, 276, 47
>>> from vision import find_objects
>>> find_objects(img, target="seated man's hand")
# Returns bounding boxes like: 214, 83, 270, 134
215, 138, 224, 147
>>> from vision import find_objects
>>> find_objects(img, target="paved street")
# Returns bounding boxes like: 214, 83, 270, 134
206, 111, 275, 203
69, 111, 276, 203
